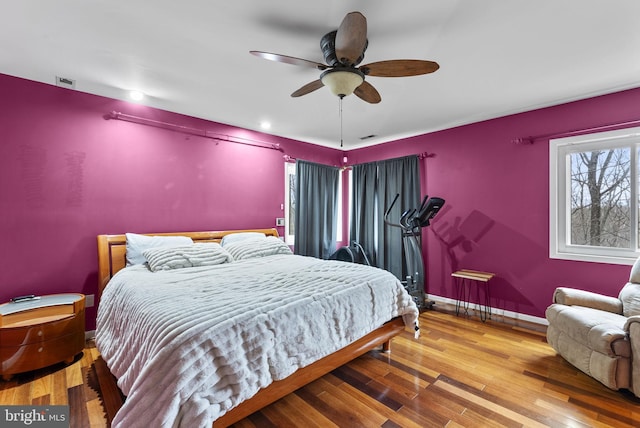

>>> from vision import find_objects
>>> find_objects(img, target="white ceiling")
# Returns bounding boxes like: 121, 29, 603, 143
3, 1, 640, 149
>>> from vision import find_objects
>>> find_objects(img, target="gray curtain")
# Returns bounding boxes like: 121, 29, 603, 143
350, 155, 420, 279
294, 160, 340, 258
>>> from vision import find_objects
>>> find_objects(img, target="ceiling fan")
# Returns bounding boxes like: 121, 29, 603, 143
250, 11, 439, 104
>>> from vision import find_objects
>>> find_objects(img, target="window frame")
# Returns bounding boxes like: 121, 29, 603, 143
284, 162, 296, 245
550, 126, 640, 266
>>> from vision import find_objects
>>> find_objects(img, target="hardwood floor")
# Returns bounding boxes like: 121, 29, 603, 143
1, 309, 638, 427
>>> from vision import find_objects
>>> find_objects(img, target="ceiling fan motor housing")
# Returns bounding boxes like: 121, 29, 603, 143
321, 31, 368, 67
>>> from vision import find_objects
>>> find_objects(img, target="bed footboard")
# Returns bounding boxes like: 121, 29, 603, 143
213, 317, 405, 427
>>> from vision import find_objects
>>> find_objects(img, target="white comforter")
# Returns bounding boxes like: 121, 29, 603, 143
96, 254, 418, 428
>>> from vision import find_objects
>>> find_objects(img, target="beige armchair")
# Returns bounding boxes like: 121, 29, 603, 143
546, 258, 640, 397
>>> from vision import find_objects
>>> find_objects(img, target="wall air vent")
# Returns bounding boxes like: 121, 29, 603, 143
360, 134, 377, 140
56, 76, 76, 89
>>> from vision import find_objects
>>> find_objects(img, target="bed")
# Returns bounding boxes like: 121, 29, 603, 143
95, 228, 419, 427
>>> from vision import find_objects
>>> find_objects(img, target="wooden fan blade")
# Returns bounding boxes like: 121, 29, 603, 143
335, 12, 367, 66
291, 80, 324, 97
354, 81, 381, 104
360, 59, 440, 77
250, 51, 328, 70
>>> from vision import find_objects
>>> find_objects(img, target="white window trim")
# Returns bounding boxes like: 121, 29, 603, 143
550, 126, 640, 266
283, 162, 344, 247
284, 162, 296, 245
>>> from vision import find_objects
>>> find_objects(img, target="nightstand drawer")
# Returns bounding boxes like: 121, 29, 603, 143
0, 294, 85, 380
0, 331, 85, 374
0, 314, 81, 346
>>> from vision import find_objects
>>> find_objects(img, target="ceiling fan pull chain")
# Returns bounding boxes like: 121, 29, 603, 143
339, 97, 344, 148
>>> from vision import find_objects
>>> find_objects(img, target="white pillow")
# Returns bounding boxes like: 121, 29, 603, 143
220, 232, 266, 247
143, 243, 233, 272
224, 236, 292, 260
125, 233, 194, 266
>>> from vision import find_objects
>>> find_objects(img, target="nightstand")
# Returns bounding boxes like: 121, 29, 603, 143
0, 294, 85, 380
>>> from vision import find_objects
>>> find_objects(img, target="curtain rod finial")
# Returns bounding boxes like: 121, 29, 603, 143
418, 152, 434, 160
512, 137, 534, 145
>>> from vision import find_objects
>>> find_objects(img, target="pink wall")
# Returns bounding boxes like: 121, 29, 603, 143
348, 88, 640, 318
3, 71, 639, 328
0, 74, 340, 329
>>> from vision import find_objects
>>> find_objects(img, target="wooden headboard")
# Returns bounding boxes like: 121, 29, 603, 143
96, 228, 279, 298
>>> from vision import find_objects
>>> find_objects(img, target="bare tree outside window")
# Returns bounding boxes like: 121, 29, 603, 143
569, 148, 631, 248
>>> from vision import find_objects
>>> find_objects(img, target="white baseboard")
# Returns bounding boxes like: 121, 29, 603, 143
426, 294, 548, 327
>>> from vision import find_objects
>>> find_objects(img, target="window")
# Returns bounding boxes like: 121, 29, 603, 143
284, 162, 296, 245
550, 126, 640, 265
284, 161, 343, 246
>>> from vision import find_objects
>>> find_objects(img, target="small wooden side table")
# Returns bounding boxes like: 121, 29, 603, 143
451, 270, 495, 322
0, 294, 85, 380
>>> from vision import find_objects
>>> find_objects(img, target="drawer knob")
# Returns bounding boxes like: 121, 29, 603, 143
38, 347, 43, 353
37, 330, 43, 336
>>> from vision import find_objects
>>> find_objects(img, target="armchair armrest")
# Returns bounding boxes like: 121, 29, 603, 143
624, 315, 640, 332
625, 316, 640, 397
553, 287, 623, 314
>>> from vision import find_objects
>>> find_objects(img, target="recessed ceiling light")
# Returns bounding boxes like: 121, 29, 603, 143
129, 90, 145, 101
260, 121, 271, 130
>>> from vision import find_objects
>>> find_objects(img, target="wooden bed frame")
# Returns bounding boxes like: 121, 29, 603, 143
96, 228, 406, 428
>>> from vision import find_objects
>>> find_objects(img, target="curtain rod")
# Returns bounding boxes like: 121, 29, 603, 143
105, 111, 284, 152
512, 118, 640, 145
285, 152, 431, 167
108, 113, 433, 165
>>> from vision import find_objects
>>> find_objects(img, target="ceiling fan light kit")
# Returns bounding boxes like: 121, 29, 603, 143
320, 68, 364, 98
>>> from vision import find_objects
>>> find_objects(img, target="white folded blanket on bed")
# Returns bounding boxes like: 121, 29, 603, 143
96, 254, 418, 428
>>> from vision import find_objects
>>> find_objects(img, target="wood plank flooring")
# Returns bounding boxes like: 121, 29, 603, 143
1, 309, 638, 427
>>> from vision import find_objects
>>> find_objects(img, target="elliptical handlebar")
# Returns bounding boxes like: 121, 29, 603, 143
417, 194, 430, 214
400, 208, 416, 230
383, 193, 402, 228
411, 195, 430, 228
384, 192, 447, 232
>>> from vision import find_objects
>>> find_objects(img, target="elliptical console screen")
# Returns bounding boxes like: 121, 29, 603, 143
416, 197, 445, 226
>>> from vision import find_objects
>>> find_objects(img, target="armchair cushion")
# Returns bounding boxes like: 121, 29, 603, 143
629, 258, 640, 283
619, 282, 640, 317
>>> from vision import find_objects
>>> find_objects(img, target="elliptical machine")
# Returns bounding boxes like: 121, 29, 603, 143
384, 193, 445, 310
